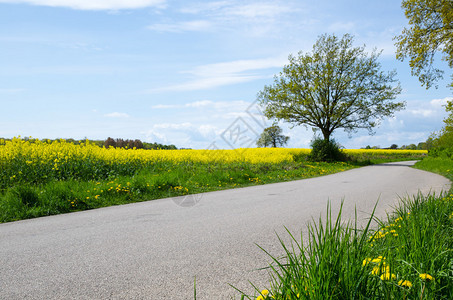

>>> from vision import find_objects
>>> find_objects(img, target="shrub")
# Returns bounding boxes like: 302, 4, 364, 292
308, 137, 347, 162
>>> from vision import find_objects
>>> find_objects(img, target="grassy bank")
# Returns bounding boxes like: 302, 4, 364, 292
0, 138, 426, 223
414, 156, 453, 181
0, 160, 352, 223
236, 157, 452, 299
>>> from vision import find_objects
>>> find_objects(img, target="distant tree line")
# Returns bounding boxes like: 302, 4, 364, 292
363, 139, 434, 151
104, 137, 177, 150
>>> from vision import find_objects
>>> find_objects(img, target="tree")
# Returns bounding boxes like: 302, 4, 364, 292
256, 125, 290, 148
395, 0, 453, 89
258, 34, 405, 142
435, 98, 453, 149
417, 142, 427, 150
444, 99, 453, 131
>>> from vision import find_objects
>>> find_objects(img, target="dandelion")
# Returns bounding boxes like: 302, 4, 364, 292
371, 256, 385, 263
362, 258, 372, 266
380, 273, 396, 281
371, 266, 381, 275
398, 280, 412, 288
419, 273, 434, 281
256, 289, 269, 300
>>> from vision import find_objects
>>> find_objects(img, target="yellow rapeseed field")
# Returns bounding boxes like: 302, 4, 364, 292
0, 137, 426, 165
0, 137, 426, 191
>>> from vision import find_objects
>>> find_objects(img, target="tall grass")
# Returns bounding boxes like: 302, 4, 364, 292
237, 193, 453, 299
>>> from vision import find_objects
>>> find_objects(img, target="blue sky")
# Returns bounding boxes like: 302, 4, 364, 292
0, 0, 451, 149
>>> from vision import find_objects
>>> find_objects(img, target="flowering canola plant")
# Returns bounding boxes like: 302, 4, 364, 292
0, 137, 426, 191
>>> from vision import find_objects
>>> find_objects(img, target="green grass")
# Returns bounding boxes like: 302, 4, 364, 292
414, 156, 453, 181
234, 156, 453, 300
0, 160, 354, 223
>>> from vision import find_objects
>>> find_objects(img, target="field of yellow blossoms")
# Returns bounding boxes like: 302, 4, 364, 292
0, 138, 426, 223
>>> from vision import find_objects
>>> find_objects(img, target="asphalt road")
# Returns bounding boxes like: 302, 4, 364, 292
0, 161, 450, 299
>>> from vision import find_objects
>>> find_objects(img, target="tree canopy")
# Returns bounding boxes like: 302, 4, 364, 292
258, 34, 405, 142
395, 0, 453, 89
256, 125, 289, 148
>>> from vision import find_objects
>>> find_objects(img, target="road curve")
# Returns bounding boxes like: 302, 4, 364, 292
0, 161, 450, 299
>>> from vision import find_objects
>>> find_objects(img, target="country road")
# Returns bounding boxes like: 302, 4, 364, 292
0, 161, 450, 299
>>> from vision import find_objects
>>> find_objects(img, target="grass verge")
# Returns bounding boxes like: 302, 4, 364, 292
0, 161, 353, 223
236, 193, 453, 299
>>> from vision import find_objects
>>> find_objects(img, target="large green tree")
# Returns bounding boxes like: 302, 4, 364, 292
395, 0, 453, 89
258, 34, 404, 142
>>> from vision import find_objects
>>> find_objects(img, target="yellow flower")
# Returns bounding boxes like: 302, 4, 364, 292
419, 273, 434, 281
256, 290, 269, 300
380, 273, 396, 281
371, 266, 380, 275
371, 256, 385, 263
362, 258, 372, 266
398, 280, 412, 288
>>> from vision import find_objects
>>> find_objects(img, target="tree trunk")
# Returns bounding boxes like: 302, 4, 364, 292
272, 139, 277, 148
321, 129, 331, 142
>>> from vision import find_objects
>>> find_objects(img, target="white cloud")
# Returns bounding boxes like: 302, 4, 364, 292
143, 129, 168, 144
147, 56, 286, 92
151, 100, 250, 111
0, 0, 166, 10
407, 96, 452, 118
151, 75, 261, 92
143, 122, 219, 147
181, 1, 295, 19
430, 97, 452, 107
409, 109, 435, 118
147, 20, 212, 33
104, 112, 130, 118
187, 57, 286, 77
225, 3, 294, 18
160, 1, 302, 38
185, 100, 213, 108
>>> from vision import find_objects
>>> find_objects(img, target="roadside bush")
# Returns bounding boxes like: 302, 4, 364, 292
308, 137, 347, 162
